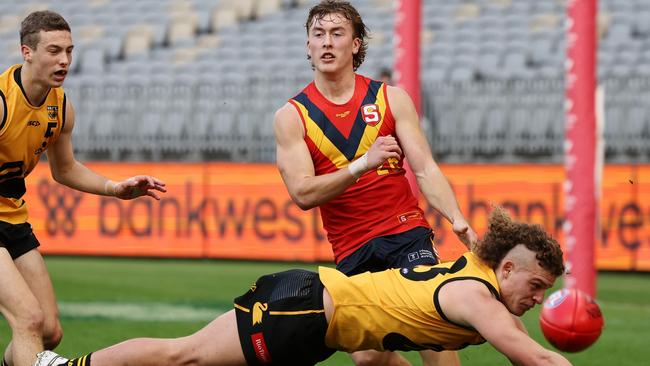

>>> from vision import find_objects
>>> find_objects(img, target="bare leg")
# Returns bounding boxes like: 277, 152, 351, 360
15, 250, 63, 349
89, 310, 246, 366
349, 350, 411, 366
0, 249, 44, 366
420, 350, 461, 366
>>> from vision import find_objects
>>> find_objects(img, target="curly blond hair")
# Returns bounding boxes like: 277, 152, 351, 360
474, 206, 565, 277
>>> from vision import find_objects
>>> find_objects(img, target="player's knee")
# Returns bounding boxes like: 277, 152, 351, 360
15, 307, 45, 336
42, 320, 63, 349
162, 340, 201, 366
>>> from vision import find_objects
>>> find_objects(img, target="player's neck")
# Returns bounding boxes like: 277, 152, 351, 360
20, 65, 51, 106
313, 70, 356, 105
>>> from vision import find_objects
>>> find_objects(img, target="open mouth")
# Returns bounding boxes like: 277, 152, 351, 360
321, 53, 335, 60
54, 70, 67, 78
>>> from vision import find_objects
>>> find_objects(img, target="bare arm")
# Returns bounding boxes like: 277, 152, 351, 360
389, 86, 477, 249
440, 281, 571, 366
46, 98, 166, 200
274, 103, 400, 210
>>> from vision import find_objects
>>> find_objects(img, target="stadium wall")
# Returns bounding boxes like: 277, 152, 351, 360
26, 162, 650, 271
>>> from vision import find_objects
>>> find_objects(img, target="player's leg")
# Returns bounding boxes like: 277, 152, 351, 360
350, 350, 411, 366
0, 248, 44, 366
420, 349, 461, 366
14, 249, 63, 350
38, 310, 247, 366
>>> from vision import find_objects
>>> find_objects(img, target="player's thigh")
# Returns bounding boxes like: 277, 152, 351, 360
14, 249, 59, 323
177, 310, 247, 366
0, 248, 41, 324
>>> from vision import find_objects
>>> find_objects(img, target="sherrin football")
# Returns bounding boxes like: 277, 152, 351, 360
539, 288, 604, 352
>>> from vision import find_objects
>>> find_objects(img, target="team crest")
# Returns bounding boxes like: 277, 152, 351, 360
361, 103, 381, 126
47, 106, 58, 120
252, 302, 268, 325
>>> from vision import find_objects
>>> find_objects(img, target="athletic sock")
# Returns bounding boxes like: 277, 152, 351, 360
61, 353, 92, 366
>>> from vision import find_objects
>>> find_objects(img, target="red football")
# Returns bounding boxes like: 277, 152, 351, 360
539, 288, 604, 352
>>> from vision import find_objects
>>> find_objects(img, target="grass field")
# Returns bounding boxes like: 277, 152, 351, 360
1, 256, 648, 365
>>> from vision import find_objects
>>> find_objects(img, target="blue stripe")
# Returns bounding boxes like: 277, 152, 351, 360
293, 80, 382, 161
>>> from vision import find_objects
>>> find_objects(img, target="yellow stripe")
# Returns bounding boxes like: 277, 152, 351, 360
354, 85, 387, 157
294, 102, 350, 169
269, 309, 325, 315
80, 355, 87, 366
234, 303, 250, 313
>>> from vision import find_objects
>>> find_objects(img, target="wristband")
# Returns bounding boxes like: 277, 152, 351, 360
104, 180, 117, 196
348, 153, 368, 179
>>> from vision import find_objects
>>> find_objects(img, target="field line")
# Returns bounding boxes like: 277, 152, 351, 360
59, 301, 225, 322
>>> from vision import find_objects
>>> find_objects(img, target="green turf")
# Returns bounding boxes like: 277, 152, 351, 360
1, 257, 648, 365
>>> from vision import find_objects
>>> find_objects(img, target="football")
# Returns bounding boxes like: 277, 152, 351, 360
539, 288, 604, 352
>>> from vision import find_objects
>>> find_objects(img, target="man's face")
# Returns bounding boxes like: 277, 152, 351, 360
307, 12, 360, 73
500, 260, 556, 316
22, 30, 73, 87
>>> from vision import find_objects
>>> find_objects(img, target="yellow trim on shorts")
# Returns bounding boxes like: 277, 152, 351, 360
234, 303, 324, 316
269, 309, 325, 315
234, 303, 250, 312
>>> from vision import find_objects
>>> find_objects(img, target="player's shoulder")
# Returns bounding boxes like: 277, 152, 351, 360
273, 102, 300, 124
384, 84, 409, 100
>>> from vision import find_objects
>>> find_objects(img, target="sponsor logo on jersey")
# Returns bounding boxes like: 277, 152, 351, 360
397, 211, 423, 223
335, 110, 351, 118
27, 120, 40, 127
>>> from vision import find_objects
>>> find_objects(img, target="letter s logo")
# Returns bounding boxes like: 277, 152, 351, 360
361, 104, 381, 126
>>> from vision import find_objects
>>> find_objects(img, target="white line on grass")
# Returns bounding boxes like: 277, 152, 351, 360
59, 302, 224, 322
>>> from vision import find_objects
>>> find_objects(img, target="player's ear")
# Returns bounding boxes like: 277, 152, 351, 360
352, 37, 361, 55
502, 261, 514, 279
21, 44, 33, 63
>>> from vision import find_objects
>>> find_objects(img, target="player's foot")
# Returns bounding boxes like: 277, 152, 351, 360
34, 351, 68, 366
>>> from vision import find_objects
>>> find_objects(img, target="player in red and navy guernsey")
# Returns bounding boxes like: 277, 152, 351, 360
273, 1, 478, 366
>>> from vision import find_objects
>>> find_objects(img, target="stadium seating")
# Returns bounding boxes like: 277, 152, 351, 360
0, 0, 647, 163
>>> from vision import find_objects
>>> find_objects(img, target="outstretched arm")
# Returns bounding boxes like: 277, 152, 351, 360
389, 86, 477, 249
440, 280, 572, 366
274, 103, 400, 210
46, 98, 166, 200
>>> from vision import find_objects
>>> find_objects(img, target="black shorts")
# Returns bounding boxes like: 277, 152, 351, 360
336, 226, 439, 276
0, 221, 40, 259
234, 269, 335, 366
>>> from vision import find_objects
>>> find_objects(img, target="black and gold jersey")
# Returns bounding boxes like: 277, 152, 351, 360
320, 252, 500, 352
0, 64, 66, 224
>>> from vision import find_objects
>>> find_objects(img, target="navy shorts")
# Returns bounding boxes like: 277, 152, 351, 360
234, 269, 336, 366
0, 221, 40, 259
336, 226, 439, 276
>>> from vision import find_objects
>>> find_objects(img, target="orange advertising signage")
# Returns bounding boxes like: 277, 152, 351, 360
24, 163, 650, 271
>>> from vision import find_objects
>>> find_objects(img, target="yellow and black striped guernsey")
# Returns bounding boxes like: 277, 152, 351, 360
0, 64, 66, 224
320, 252, 501, 352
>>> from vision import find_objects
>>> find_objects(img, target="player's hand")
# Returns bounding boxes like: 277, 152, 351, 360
114, 175, 167, 200
452, 217, 478, 250
365, 135, 402, 170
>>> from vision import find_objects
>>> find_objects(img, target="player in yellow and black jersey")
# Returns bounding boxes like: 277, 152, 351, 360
0, 11, 166, 366
40, 207, 573, 366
